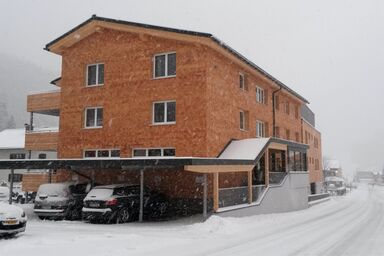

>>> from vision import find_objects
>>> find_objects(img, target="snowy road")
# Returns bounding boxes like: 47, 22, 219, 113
1, 184, 383, 256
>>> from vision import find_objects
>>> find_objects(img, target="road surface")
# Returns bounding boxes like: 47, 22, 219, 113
1, 184, 383, 256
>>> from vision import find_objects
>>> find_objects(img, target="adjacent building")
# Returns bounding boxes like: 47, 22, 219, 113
301, 105, 323, 194
0, 128, 57, 188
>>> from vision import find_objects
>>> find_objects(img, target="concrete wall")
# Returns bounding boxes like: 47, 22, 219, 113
216, 172, 309, 217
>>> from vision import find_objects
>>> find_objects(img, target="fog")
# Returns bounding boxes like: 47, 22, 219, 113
0, 0, 383, 176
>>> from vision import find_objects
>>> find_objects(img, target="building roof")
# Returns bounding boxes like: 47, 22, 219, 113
327, 160, 341, 170
219, 138, 270, 160
218, 137, 308, 161
0, 129, 25, 150
45, 15, 308, 104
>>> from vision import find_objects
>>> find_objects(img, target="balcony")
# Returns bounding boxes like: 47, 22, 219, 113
27, 90, 60, 116
25, 128, 59, 151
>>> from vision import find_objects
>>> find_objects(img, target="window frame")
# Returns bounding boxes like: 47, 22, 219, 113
84, 107, 103, 129
152, 100, 176, 125
256, 120, 265, 138
239, 73, 246, 90
132, 148, 176, 158
256, 86, 265, 104
83, 149, 120, 159
86, 63, 104, 87
240, 110, 245, 130
153, 52, 176, 79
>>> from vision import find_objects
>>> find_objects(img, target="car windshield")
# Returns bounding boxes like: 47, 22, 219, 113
37, 184, 69, 197
87, 188, 113, 199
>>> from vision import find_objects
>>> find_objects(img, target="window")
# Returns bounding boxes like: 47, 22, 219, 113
38, 153, 47, 159
132, 148, 175, 158
295, 132, 300, 142
85, 107, 103, 128
239, 73, 246, 90
295, 105, 299, 119
86, 63, 104, 86
275, 126, 280, 138
314, 137, 319, 148
286, 129, 290, 140
154, 52, 176, 78
256, 121, 265, 138
256, 87, 265, 104
274, 95, 280, 110
239, 110, 249, 131
285, 102, 290, 115
8, 174, 22, 182
9, 153, 26, 159
153, 101, 176, 124
84, 149, 120, 158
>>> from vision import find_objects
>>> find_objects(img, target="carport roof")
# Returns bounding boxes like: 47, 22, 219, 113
0, 157, 255, 171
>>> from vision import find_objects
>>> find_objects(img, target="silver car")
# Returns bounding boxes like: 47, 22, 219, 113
0, 202, 27, 237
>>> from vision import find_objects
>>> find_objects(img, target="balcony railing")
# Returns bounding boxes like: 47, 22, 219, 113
27, 90, 60, 116
25, 129, 59, 151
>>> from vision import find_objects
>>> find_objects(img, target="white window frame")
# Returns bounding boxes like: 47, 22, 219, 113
256, 120, 265, 138
84, 107, 103, 128
132, 148, 176, 158
83, 149, 120, 159
86, 63, 104, 87
240, 110, 246, 131
256, 86, 265, 104
239, 73, 245, 90
153, 52, 176, 79
152, 100, 176, 125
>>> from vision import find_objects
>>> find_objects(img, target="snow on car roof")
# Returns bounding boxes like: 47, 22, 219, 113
93, 184, 139, 189
218, 138, 270, 160
325, 176, 344, 182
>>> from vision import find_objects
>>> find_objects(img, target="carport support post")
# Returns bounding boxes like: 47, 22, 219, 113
265, 150, 270, 187
248, 170, 253, 204
9, 169, 14, 205
139, 169, 144, 222
213, 172, 219, 212
203, 173, 207, 220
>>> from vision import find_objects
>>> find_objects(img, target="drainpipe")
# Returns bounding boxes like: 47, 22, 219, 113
272, 87, 282, 137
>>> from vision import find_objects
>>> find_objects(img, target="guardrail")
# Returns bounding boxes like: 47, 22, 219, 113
269, 172, 287, 184
308, 193, 330, 202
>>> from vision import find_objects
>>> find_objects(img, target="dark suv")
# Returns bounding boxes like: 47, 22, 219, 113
82, 184, 168, 223
34, 182, 92, 220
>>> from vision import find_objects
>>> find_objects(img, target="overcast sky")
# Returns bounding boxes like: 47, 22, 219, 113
1, 0, 383, 177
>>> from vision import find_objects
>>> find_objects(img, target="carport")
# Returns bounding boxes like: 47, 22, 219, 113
0, 158, 254, 221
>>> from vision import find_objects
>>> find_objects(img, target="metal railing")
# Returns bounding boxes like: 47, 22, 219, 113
269, 172, 287, 184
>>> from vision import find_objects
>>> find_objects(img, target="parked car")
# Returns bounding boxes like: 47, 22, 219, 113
0, 202, 27, 237
0, 187, 9, 203
82, 184, 169, 223
325, 176, 347, 196
34, 182, 92, 220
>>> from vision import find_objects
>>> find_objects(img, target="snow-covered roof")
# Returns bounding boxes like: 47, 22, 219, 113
0, 129, 25, 149
327, 160, 341, 170
219, 138, 270, 160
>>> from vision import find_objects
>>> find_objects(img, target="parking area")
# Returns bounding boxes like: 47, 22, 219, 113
2, 187, 384, 256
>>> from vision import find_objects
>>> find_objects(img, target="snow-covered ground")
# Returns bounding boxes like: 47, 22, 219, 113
1, 184, 383, 256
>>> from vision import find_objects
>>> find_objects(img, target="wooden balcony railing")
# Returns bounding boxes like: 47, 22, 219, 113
25, 130, 58, 151
27, 90, 60, 116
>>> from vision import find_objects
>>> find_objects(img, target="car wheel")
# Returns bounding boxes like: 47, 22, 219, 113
116, 208, 130, 224
38, 216, 46, 220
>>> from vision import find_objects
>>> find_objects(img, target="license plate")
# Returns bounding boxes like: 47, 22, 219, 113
3, 220, 18, 225
89, 203, 100, 207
